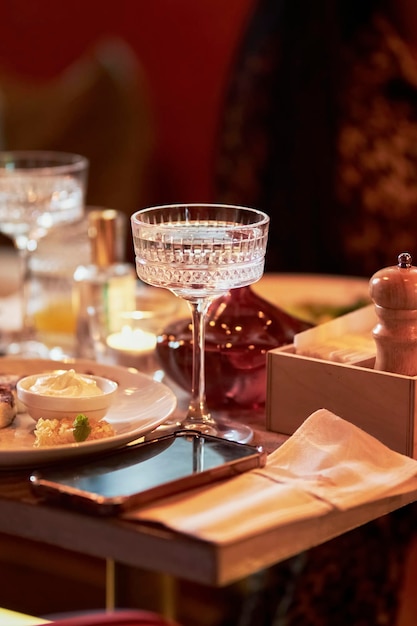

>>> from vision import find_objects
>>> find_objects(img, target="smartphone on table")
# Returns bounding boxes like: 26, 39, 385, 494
30, 430, 267, 515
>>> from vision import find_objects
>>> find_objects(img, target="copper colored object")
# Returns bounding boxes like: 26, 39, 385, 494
370, 252, 417, 376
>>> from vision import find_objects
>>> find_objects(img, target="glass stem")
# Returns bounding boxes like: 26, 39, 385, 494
185, 298, 214, 425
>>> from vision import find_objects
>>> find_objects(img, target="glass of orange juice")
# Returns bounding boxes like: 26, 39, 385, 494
29, 215, 90, 355
31, 275, 78, 355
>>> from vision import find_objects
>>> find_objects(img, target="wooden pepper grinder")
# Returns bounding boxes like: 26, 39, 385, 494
370, 252, 417, 376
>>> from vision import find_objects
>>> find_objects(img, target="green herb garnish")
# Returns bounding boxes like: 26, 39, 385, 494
73, 413, 92, 442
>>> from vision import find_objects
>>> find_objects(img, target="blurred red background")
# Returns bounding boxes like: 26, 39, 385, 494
0, 0, 254, 206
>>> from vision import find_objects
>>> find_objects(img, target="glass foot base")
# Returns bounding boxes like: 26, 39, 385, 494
146, 416, 253, 444
5, 340, 52, 359
210, 417, 253, 444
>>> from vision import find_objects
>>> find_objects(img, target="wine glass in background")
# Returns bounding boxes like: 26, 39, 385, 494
0, 151, 88, 356
131, 203, 270, 443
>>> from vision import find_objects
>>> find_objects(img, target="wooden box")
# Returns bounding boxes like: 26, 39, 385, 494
266, 346, 417, 458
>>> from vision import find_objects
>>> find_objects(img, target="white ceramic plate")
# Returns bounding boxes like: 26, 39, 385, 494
253, 273, 370, 323
0, 357, 177, 468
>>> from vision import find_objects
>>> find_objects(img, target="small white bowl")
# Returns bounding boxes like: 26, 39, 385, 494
16, 370, 118, 422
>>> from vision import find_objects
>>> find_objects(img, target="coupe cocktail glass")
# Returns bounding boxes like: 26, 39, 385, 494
0, 151, 88, 356
131, 203, 270, 442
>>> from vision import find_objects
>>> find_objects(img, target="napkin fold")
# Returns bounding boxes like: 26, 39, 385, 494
257, 409, 417, 509
123, 409, 417, 544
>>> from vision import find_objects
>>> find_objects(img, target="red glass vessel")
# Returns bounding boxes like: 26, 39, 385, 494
156, 285, 312, 409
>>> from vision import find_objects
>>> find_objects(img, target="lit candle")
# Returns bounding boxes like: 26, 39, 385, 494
106, 324, 157, 355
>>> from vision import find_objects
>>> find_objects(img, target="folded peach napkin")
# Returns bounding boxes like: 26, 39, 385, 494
256, 408, 417, 509
122, 409, 417, 543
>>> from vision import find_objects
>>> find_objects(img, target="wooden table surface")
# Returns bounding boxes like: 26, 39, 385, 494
1, 405, 417, 588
